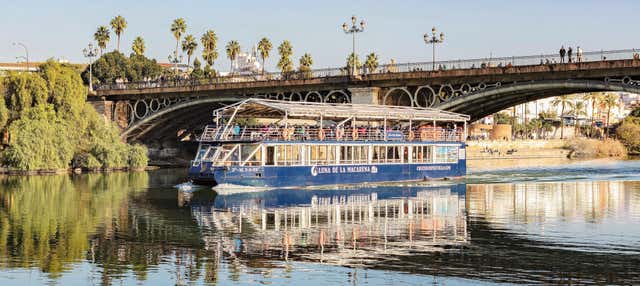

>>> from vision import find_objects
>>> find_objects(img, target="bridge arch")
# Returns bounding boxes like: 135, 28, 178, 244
123, 96, 243, 141
437, 79, 640, 120
324, 90, 350, 103
383, 87, 414, 107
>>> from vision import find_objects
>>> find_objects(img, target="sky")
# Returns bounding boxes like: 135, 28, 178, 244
1, 0, 639, 72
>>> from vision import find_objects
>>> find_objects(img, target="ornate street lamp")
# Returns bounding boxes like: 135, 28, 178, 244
82, 43, 99, 91
342, 15, 365, 76
12, 42, 29, 71
423, 27, 445, 70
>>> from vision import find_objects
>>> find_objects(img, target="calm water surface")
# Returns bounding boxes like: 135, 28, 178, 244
1, 160, 640, 285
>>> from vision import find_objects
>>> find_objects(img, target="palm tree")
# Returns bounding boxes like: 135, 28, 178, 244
170, 18, 187, 58
225, 40, 241, 74
277, 40, 293, 74
582, 92, 603, 137
572, 101, 588, 137
298, 53, 313, 78
365, 53, 379, 74
181, 34, 198, 67
257, 37, 272, 75
93, 26, 110, 55
132, 36, 145, 56
201, 30, 218, 67
346, 53, 362, 73
602, 93, 619, 138
551, 95, 575, 139
110, 15, 127, 51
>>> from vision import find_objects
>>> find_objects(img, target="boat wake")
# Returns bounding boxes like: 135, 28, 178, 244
212, 183, 273, 195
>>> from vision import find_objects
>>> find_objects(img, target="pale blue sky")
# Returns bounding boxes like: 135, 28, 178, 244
2, 0, 639, 71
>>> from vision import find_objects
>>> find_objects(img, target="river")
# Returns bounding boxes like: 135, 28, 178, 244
0, 160, 639, 285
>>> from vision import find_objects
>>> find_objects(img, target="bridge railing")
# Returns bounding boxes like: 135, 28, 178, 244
95, 49, 639, 91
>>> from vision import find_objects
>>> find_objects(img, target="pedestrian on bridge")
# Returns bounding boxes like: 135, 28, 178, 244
567, 47, 573, 63
559, 46, 566, 63
577, 46, 583, 62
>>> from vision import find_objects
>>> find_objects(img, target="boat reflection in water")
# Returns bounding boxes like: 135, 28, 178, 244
188, 183, 468, 267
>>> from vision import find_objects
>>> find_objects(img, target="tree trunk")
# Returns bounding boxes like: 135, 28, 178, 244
117, 35, 121, 52
262, 56, 265, 75
606, 107, 611, 139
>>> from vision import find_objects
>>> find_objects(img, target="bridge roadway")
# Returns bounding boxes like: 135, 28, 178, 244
89, 49, 640, 142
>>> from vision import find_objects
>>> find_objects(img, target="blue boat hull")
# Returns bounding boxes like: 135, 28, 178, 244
189, 160, 466, 188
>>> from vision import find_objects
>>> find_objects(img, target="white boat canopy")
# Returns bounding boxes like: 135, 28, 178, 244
213, 98, 470, 122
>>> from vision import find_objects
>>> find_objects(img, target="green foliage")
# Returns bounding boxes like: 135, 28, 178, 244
493, 112, 512, 124
3, 105, 75, 170
365, 53, 379, 74
629, 107, 640, 118
127, 54, 163, 82
346, 53, 362, 71
298, 53, 313, 77
39, 60, 87, 117
616, 115, 640, 153
128, 144, 148, 170
277, 40, 294, 74
93, 26, 110, 54
2, 72, 48, 119
257, 37, 272, 74
1, 63, 148, 171
226, 40, 241, 73
82, 51, 162, 84
201, 30, 219, 67
181, 34, 198, 65
191, 59, 204, 80
132, 36, 146, 56
110, 15, 127, 51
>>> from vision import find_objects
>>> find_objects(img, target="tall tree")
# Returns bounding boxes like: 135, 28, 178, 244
131, 36, 145, 56
225, 40, 241, 74
572, 101, 587, 137
200, 30, 218, 67
277, 40, 293, 74
346, 53, 362, 72
602, 93, 620, 138
110, 15, 127, 51
365, 53, 379, 74
170, 18, 187, 59
257, 37, 272, 75
181, 34, 198, 67
582, 92, 602, 137
298, 53, 313, 78
551, 95, 575, 139
93, 26, 110, 55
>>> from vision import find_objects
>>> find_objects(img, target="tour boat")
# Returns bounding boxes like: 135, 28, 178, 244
188, 99, 470, 188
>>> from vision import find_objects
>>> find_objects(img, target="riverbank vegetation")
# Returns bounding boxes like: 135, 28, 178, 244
565, 138, 627, 159
616, 107, 640, 154
0, 60, 147, 172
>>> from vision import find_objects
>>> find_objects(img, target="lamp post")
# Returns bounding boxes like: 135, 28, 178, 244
12, 42, 29, 71
423, 27, 445, 70
168, 53, 183, 76
82, 43, 99, 91
342, 15, 365, 76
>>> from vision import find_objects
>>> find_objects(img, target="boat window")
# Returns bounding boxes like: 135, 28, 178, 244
266, 146, 275, 165
387, 146, 401, 163
195, 145, 210, 161
328, 145, 336, 164
340, 146, 353, 164
435, 145, 458, 163
413, 145, 433, 163
241, 144, 262, 166
310, 145, 330, 165
354, 146, 367, 164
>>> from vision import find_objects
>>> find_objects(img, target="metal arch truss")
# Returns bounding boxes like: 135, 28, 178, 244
255, 89, 351, 104
382, 76, 640, 108
116, 90, 352, 129
382, 82, 502, 108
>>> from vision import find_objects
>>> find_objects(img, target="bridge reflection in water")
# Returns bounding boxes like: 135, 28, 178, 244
190, 185, 468, 266
2, 169, 640, 285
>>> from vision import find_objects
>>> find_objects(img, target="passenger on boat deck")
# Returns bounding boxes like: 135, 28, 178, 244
232, 124, 240, 136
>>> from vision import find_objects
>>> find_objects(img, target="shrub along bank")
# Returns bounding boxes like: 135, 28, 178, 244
0, 60, 147, 172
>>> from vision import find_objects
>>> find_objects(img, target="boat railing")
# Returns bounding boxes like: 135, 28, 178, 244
200, 126, 465, 142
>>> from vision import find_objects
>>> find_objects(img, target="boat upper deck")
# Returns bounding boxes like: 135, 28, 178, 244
200, 99, 470, 143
